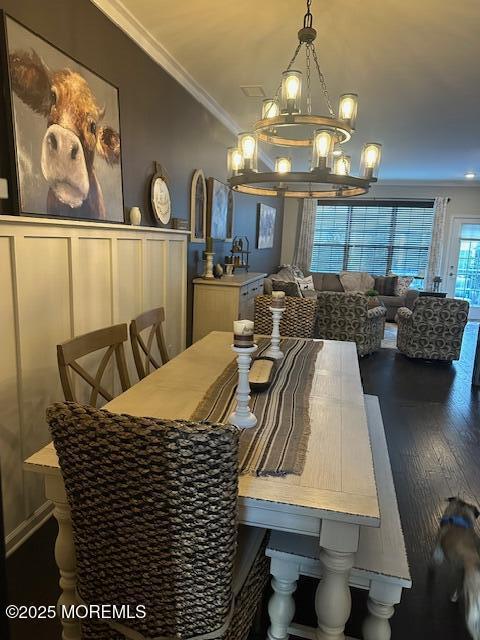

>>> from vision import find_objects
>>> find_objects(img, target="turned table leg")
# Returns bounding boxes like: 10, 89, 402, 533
362, 582, 402, 640
45, 475, 81, 640
315, 521, 359, 640
267, 556, 300, 640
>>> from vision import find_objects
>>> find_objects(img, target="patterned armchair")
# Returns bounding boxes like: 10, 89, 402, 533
315, 292, 386, 356
47, 402, 268, 640
396, 297, 469, 361
254, 294, 317, 338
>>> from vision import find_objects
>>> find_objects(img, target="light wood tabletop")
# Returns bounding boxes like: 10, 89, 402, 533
24, 331, 380, 640
25, 331, 379, 530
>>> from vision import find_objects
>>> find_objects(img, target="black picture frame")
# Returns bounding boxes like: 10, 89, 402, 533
0, 11, 125, 223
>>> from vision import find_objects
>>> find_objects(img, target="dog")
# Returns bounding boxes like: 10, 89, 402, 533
431, 497, 480, 639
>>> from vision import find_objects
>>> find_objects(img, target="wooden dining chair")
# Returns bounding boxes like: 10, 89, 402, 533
129, 307, 170, 380
46, 402, 268, 640
57, 324, 131, 406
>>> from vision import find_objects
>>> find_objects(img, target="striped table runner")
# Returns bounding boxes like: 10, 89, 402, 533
191, 338, 323, 477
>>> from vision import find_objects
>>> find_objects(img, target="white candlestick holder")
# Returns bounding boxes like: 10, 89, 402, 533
229, 343, 258, 429
265, 306, 285, 359
203, 252, 215, 279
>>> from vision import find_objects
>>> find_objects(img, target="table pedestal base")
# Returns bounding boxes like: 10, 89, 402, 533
46, 476, 81, 640
267, 521, 359, 640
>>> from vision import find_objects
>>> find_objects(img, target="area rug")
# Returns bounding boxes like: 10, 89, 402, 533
381, 322, 398, 349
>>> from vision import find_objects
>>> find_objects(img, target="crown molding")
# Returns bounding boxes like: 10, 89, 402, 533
91, 0, 274, 169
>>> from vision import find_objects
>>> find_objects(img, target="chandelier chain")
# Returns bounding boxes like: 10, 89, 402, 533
306, 44, 312, 115
303, 0, 313, 28
311, 43, 335, 117
285, 40, 303, 73
270, 40, 303, 106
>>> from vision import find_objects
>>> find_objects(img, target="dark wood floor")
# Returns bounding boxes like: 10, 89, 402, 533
4, 322, 480, 640
356, 321, 480, 640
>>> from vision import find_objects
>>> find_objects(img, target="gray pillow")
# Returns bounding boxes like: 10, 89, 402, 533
374, 276, 397, 296
272, 280, 301, 297
322, 273, 344, 292
340, 271, 375, 293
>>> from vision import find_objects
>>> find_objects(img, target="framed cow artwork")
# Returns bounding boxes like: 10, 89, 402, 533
0, 13, 125, 222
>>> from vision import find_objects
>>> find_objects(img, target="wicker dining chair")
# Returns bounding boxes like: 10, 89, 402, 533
129, 307, 170, 380
46, 402, 269, 640
254, 295, 317, 339
57, 324, 131, 407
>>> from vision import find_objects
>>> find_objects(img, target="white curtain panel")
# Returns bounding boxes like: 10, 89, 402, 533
293, 198, 317, 273
425, 196, 449, 291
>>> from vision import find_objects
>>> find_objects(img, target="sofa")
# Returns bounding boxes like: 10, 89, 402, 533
396, 297, 469, 361
264, 268, 419, 321
316, 292, 386, 356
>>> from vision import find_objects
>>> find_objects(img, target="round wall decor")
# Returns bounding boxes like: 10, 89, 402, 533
151, 162, 171, 225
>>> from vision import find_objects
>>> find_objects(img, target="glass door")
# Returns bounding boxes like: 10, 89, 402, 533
446, 222, 480, 319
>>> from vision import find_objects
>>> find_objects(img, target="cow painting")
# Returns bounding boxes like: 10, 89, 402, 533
4, 16, 124, 221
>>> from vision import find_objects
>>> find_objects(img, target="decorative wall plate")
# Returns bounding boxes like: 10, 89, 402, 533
151, 162, 171, 225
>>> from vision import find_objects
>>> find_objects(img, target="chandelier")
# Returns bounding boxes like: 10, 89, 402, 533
226, 0, 382, 199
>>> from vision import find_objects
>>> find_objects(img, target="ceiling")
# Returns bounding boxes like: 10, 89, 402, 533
105, 0, 480, 182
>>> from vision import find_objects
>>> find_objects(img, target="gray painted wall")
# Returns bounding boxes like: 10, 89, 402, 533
0, 0, 284, 342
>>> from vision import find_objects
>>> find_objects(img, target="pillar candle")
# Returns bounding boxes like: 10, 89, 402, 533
206, 237, 213, 252
233, 320, 254, 347
271, 290, 286, 308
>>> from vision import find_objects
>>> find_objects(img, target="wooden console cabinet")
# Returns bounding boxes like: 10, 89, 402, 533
193, 272, 266, 342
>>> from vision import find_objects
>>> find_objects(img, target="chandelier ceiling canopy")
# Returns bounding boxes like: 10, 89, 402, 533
227, 0, 382, 199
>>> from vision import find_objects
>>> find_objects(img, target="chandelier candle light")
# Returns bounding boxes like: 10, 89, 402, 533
226, 0, 383, 199
265, 291, 286, 360
229, 320, 258, 429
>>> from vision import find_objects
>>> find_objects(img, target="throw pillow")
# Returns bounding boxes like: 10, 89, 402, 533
394, 275, 413, 297
295, 275, 315, 292
339, 271, 375, 293
275, 265, 305, 282
272, 279, 301, 297
374, 275, 397, 296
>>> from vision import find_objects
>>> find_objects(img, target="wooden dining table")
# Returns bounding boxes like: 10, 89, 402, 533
24, 331, 379, 640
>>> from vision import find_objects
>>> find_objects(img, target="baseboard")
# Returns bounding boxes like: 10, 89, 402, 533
5, 501, 54, 557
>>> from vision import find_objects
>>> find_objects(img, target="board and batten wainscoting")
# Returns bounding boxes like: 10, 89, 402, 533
0, 215, 188, 553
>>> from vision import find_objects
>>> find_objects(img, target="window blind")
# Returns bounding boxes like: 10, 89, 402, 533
310, 200, 435, 276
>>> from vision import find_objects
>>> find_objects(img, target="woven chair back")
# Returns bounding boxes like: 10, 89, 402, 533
254, 295, 316, 338
47, 402, 239, 639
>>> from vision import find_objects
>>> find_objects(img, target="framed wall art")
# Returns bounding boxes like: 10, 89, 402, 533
257, 203, 276, 249
0, 13, 125, 222
190, 169, 206, 242
207, 177, 230, 240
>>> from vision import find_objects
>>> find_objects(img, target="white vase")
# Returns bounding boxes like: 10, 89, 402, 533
129, 207, 141, 225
